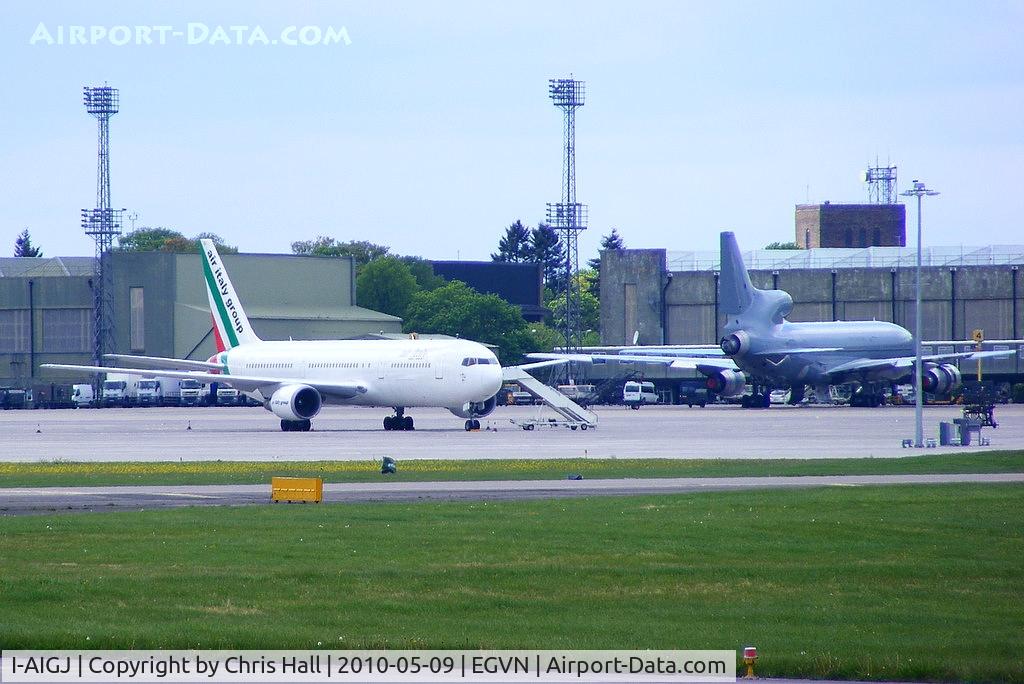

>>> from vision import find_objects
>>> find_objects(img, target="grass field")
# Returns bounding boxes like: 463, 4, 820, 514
1, 450, 1022, 487
1, 484, 1022, 681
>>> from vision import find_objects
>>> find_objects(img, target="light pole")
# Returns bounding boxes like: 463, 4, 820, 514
900, 180, 939, 447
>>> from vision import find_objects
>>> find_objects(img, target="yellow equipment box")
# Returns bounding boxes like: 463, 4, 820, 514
271, 477, 323, 503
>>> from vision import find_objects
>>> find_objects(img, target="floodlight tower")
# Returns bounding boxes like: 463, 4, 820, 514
864, 162, 898, 204
546, 77, 588, 364
82, 84, 125, 366
900, 180, 940, 449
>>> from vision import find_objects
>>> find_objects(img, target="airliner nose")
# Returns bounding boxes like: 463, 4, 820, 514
484, 364, 503, 397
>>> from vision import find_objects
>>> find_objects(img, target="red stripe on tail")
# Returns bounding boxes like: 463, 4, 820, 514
211, 314, 227, 352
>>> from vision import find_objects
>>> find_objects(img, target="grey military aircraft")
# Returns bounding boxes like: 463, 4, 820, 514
530, 231, 1011, 407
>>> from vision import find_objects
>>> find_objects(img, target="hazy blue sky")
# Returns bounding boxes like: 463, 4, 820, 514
1, 1, 1021, 261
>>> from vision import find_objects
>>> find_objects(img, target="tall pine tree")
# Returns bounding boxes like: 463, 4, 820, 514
491, 220, 533, 262
14, 229, 42, 257
530, 223, 565, 291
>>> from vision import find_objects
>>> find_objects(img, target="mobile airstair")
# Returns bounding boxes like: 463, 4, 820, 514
502, 366, 598, 430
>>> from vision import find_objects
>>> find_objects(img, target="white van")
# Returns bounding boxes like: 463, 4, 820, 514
623, 381, 658, 409
72, 384, 95, 408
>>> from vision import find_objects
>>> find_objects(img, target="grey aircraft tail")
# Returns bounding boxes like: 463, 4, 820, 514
719, 231, 756, 315
719, 231, 793, 331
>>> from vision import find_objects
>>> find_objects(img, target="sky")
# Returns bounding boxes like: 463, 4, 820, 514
1, 1, 1022, 261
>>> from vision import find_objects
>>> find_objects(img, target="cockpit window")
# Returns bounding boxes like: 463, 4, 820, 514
463, 357, 497, 366
462, 357, 477, 366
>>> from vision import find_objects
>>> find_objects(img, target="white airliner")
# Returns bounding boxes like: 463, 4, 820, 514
44, 240, 505, 432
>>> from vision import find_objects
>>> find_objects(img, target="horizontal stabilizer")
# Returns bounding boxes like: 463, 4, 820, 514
104, 354, 224, 372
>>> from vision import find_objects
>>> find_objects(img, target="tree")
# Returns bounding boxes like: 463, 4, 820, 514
491, 220, 533, 262
530, 223, 565, 291
399, 256, 446, 291
356, 257, 419, 319
291, 237, 390, 267
118, 228, 183, 252
193, 232, 239, 254
586, 227, 624, 297
765, 241, 800, 250
14, 229, 42, 257
117, 228, 237, 253
525, 322, 566, 352
403, 280, 534, 365
545, 272, 601, 344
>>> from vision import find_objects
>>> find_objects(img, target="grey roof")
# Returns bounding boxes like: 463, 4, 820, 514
178, 302, 400, 323
245, 305, 401, 323
667, 245, 1024, 272
0, 256, 96, 277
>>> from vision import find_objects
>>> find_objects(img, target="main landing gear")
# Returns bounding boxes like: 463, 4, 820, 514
740, 384, 771, 408
464, 419, 481, 431
384, 407, 415, 431
851, 386, 886, 407
281, 419, 311, 432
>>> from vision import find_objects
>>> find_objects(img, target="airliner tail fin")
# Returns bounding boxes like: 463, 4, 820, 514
719, 231, 757, 315
199, 239, 261, 350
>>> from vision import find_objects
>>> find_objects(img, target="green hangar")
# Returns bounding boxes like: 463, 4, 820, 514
0, 251, 401, 393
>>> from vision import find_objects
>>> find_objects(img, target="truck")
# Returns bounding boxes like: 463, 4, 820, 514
102, 373, 137, 407
215, 385, 241, 405
136, 379, 163, 406
72, 384, 96, 408
0, 387, 32, 410
178, 378, 204, 406
159, 377, 204, 406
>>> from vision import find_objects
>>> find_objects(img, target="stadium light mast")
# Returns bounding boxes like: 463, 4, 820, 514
82, 84, 125, 366
900, 180, 939, 448
546, 77, 587, 381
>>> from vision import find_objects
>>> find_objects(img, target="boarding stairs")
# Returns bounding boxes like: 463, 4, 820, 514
502, 366, 599, 428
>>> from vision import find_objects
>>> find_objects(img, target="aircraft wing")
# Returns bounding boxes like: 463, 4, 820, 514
103, 354, 225, 372
824, 349, 1014, 376
524, 352, 739, 372
510, 358, 571, 372
40, 364, 369, 400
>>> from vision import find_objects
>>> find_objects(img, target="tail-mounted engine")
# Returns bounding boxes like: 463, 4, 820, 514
705, 369, 747, 397
267, 384, 322, 420
448, 394, 498, 419
720, 331, 752, 357
922, 363, 962, 395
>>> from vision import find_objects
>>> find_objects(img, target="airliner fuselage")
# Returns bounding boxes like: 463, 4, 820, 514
215, 338, 502, 408
730, 320, 914, 385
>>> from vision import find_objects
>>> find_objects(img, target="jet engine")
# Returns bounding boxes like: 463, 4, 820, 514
705, 369, 747, 397
922, 364, 962, 395
448, 394, 498, 419
720, 331, 752, 357
267, 384, 322, 420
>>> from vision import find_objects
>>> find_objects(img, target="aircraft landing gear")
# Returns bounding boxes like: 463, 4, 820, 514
464, 419, 481, 431
384, 408, 415, 431
741, 385, 771, 408
281, 419, 311, 432
851, 387, 886, 407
